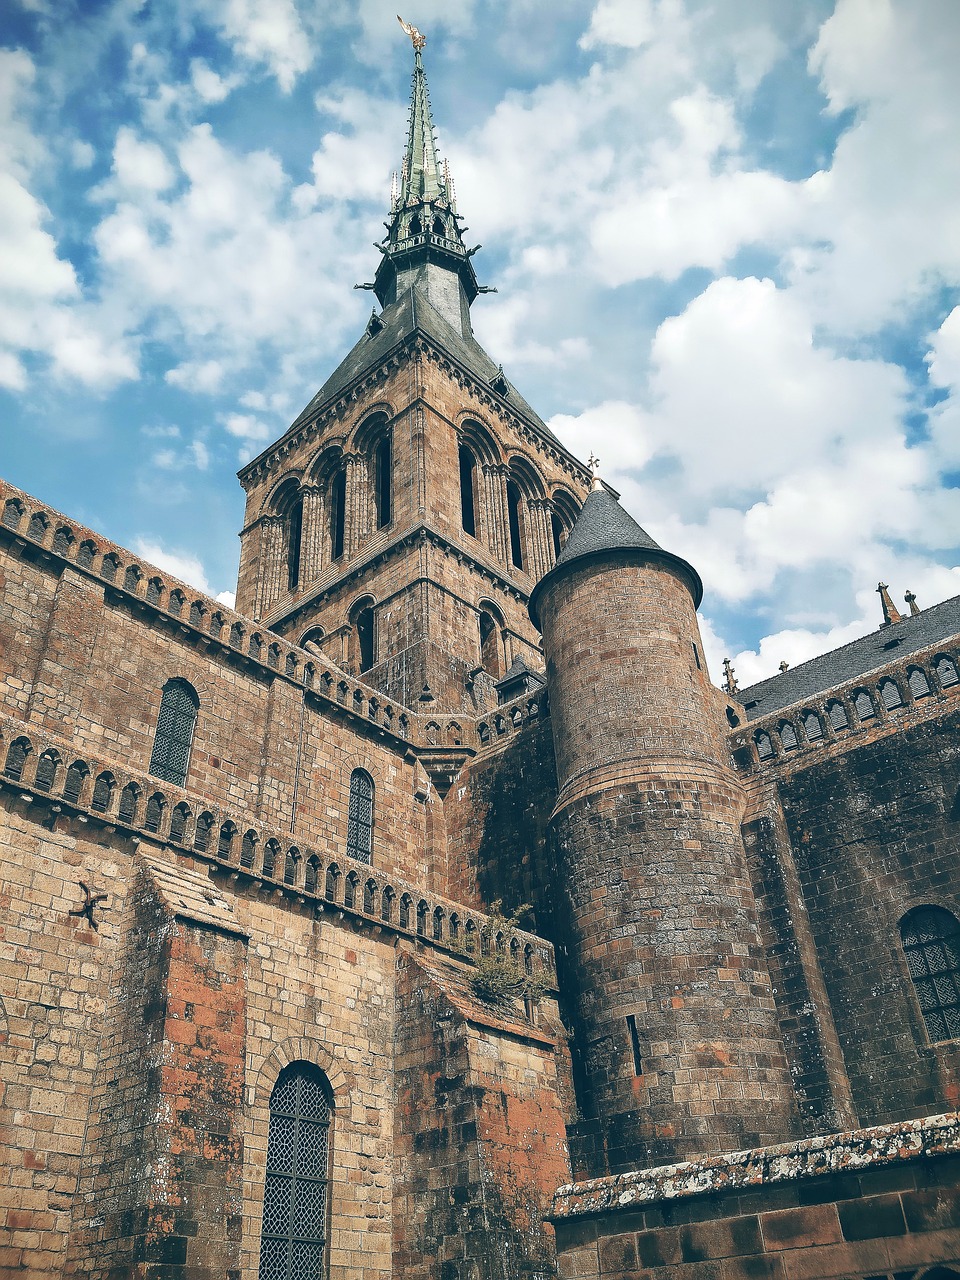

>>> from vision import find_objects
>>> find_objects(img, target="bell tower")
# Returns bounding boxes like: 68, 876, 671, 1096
234, 27, 590, 713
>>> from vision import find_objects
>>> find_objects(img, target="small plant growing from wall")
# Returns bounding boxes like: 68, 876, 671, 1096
466, 900, 545, 1008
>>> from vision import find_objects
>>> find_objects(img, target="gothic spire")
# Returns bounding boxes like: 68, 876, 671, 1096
397, 38, 450, 209
373, 23, 484, 336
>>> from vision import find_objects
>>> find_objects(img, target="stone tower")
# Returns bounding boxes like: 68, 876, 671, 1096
234, 38, 590, 714
529, 482, 799, 1174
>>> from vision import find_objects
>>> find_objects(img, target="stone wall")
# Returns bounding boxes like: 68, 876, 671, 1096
552, 1112, 960, 1280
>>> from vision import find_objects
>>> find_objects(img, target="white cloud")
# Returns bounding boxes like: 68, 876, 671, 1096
223, 412, 271, 442
199, 0, 312, 91
791, 0, 960, 331
165, 358, 227, 393
190, 58, 235, 104
112, 126, 176, 192
133, 538, 212, 593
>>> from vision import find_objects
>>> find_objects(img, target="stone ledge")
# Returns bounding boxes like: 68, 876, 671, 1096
551, 1112, 960, 1219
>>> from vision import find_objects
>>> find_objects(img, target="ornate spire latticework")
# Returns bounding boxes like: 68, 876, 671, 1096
399, 40, 450, 208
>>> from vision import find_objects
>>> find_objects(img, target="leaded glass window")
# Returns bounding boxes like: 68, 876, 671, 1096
259, 1065, 332, 1280
901, 906, 960, 1043
346, 769, 374, 864
148, 679, 199, 787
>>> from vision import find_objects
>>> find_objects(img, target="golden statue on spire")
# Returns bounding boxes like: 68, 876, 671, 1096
398, 15, 426, 50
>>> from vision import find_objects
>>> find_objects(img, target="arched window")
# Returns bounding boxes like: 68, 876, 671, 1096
755, 731, 773, 761
827, 700, 849, 731
506, 479, 525, 570
258, 1064, 332, 1280
778, 722, 798, 751
347, 769, 374, 864
92, 771, 115, 813
287, 496, 303, 592
149, 679, 199, 787
351, 603, 375, 674
145, 793, 165, 833
803, 711, 823, 742
880, 678, 903, 710
374, 433, 392, 529
459, 446, 477, 536
189, 811, 210, 852
170, 803, 190, 844
4, 738, 30, 781
241, 830, 257, 869
118, 783, 140, 825
479, 607, 504, 679
35, 750, 60, 792
900, 906, 960, 1042
550, 512, 565, 559
262, 839, 279, 878
936, 655, 959, 688
908, 667, 931, 698
854, 690, 875, 721
63, 761, 88, 806
329, 468, 346, 560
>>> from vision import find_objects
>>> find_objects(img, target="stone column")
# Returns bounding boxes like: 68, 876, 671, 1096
482, 464, 508, 565
528, 498, 553, 580
299, 485, 325, 584
257, 516, 285, 617
344, 454, 368, 559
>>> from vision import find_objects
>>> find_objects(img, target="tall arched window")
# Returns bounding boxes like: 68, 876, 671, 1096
348, 600, 375, 674
459, 445, 477, 536
149, 679, 199, 787
479, 607, 504, 679
258, 1064, 333, 1280
287, 495, 303, 592
506, 479, 525, 570
901, 905, 960, 1043
374, 433, 392, 529
347, 769, 374, 864
330, 467, 346, 560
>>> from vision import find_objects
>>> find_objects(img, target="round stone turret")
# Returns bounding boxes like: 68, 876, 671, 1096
531, 485, 798, 1174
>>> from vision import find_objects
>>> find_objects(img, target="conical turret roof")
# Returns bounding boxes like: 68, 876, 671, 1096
528, 483, 703, 628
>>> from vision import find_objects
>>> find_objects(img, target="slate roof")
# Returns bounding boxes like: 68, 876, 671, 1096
738, 593, 960, 721
285, 285, 561, 448
529, 484, 703, 627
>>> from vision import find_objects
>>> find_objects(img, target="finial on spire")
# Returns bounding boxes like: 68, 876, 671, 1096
904, 589, 920, 616
397, 15, 426, 50
587, 453, 602, 490
877, 582, 903, 628
779, 660, 790, 673
722, 658, 739, 694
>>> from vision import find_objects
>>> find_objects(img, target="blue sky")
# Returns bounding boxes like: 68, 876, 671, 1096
2, 0, 958, 686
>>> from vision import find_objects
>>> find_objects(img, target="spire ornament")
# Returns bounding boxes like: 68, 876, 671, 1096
397, 15, 426, 50
722, 658, 739, 694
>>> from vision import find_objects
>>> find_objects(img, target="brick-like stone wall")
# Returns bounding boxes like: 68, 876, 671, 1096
393, 948, 571, 1280
751, 706, 960, 1126
552, 1112, 960, 1280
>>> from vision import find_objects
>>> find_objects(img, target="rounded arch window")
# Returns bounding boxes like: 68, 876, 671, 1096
459, 444, 477, 536
506, 479, 525, 570
478, 606, 504, 679
349, 599, 376, 674
258, 1063, 333, 1280
149, 679, 199, 788
347, 768, 374, 864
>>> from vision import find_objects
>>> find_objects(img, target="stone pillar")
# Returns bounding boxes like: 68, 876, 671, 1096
344, 454, 368, 559
299, 485, 325, 584
528, 498, 553, 580
483, 464, 508, 565
257, 516, 285, 617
